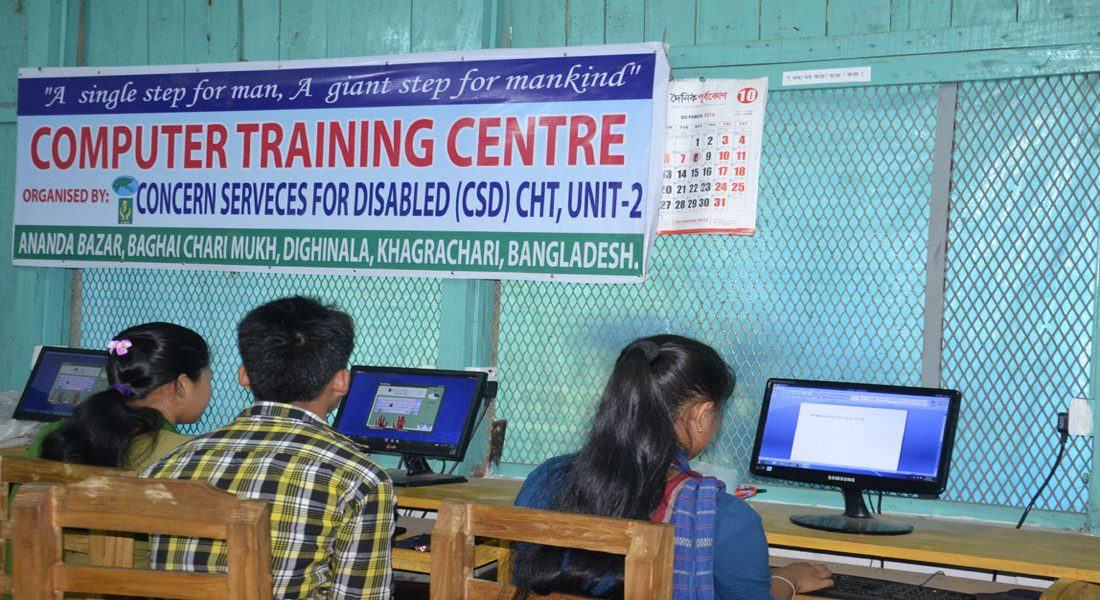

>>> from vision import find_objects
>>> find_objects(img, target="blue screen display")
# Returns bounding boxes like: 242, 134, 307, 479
756, 382, 953, 481
334, 369, 482, 455
16, 348, 109, 421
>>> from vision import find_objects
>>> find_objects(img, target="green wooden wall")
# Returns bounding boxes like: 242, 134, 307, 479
2, 0, 1098, 528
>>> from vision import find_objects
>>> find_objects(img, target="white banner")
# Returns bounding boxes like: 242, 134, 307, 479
13, 44, 669, 282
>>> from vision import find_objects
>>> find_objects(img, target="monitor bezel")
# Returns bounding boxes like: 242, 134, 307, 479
14, 346, 110, 422
748, 377, 962, 497
333, 365, 488, 462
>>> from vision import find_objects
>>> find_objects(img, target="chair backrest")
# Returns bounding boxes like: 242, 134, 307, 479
12, 475, 273, 600
430, 500, 674, 600
0, 455, 133, 594
1041, 579, 1100, 600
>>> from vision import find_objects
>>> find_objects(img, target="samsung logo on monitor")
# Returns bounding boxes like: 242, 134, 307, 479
827, 475, 855, 483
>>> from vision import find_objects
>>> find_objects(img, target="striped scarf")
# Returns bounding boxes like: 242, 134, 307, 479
652, 450, 724, 600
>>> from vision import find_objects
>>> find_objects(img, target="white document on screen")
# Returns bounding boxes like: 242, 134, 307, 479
789, 402, 907, 473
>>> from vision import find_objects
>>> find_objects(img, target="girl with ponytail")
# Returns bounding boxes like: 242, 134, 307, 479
28, 322, 212, 471
512, 335, 832, 599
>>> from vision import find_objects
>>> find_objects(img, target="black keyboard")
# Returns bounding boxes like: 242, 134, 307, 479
807, 573, 978, 600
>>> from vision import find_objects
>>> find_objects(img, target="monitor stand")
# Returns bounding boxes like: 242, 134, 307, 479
790, 487, 913, 535
386, 454, 467, 487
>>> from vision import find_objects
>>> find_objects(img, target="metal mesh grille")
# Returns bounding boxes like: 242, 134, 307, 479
942, 74, 1098, 511
498, 85, 939, 477
74, 76, 1097, 514
79, 270, 442, 433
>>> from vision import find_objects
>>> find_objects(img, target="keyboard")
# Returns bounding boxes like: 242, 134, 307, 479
806, 573, 977, 600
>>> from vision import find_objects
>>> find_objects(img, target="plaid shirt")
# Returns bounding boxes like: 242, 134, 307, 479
144, 401, 394, 600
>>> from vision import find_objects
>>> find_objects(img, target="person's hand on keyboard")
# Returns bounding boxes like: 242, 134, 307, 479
772, 562, 835, 598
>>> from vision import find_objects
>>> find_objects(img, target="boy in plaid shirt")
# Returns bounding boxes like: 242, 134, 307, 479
146, 296, 394, 600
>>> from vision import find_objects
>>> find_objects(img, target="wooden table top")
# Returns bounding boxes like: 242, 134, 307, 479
394, 478, 1100, 582
756, 501, 1100, 583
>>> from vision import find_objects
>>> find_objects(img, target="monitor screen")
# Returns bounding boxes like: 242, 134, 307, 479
14, 347, 110, 422
749, 378, 961, 534
333, 366, 487, 463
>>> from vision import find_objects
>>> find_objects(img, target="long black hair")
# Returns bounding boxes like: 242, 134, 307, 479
40, 322, 210, 468
513, 334, 735, 598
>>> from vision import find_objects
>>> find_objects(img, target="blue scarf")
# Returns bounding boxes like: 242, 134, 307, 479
656, 449, 725, 600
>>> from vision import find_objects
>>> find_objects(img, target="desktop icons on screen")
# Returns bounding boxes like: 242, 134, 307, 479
14, 347, 110, 422
749, 378, 961, 535
333, 365, 487, 487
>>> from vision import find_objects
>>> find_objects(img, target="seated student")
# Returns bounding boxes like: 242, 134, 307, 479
144, 296, 395, 600
512, 335, 834, 600
29, 322, 212, 471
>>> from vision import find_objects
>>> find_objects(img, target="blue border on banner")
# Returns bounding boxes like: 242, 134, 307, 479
19, 54, 656, 116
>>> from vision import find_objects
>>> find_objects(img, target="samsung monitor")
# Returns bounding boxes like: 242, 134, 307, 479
749, 378, 961, 535
333, 366, 488, 487
14, 346, 110, 422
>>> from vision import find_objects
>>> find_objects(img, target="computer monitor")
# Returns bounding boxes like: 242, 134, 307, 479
14, 346, 110, 422
333, 366, 488, 487
749, 378, 961, 535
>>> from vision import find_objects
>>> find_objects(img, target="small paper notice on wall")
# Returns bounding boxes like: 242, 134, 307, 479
658, 78, 768, 235
782, 66, 871, 87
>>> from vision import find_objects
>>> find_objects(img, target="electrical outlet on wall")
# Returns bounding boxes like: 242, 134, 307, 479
465, 366, 498, 382
1068, 398, 1093, 436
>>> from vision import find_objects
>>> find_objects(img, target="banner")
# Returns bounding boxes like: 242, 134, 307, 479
13, 44, 669, 282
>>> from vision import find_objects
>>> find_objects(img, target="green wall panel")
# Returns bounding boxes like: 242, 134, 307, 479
952, 0, 1018, 27
83, 0, 150, 66
828, 0, 890, 36
326, 0, 411, 57
241, 0, 281, 61
895, 0, 951, 30
696, 0, 759, 44
645, 0, 695, 45
509, 0, 566, 47
567, 0, 605, 46
280, 0, 327, 59
761, 0, 826, 39
1019, 0, 1100, 20
604, 0, 644, 43
411, 0, 487, 52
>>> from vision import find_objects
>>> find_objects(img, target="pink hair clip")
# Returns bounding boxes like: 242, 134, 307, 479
107, 339, 133, 356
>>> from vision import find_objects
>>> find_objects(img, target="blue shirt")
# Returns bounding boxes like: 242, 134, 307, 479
514, 454, 774, 600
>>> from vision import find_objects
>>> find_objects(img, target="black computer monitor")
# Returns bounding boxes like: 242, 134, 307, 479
333, 366, 488, 487
749, 378, 961, 535
14, 346, 110, 422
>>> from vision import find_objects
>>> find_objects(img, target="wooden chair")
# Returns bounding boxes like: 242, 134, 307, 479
430, 500, 674, 600
0, 455, 134, 595
12, 475, 273, 600
1041, 579, 1100, 600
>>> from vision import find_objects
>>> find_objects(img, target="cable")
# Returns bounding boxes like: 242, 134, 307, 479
1015, 427, 1068, 529
917, 570, 946, 587
446, 396, 494, 475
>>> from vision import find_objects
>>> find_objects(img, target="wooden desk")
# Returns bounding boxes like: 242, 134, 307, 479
756, 501, 1100, 583
393, 477, 523, 511
392, 479, 1100, 585
392, 478, 523, 575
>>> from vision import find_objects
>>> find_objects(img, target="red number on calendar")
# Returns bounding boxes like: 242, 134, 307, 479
714, 197, 727, 208
731, 182, 746, 192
